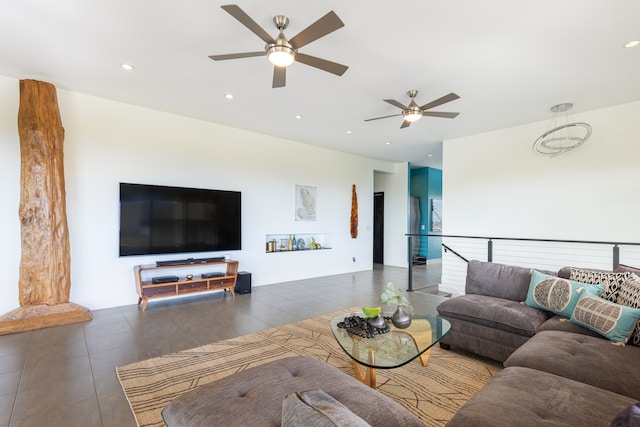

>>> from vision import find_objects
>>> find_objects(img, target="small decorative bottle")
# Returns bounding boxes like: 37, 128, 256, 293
287, 234, 293, 251
292, 234, 296, 251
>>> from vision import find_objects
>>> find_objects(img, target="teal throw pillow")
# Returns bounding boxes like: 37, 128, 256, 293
525, 270, 604, 318
569, 288, 640, 343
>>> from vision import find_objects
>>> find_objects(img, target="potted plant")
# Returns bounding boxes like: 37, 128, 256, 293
380, 282, 413, 328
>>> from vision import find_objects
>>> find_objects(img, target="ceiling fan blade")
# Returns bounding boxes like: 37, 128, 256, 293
400, 120, 412, 129
364, 113, 403, 122
208, 51, 265, 61
384, 99, 408, 110
273, 66, 286, 88
295, 53, 348, 76
221, 4, 275, 44
422, 111, 460, 119
420, 92, 460, 111
289, 11, 344, 49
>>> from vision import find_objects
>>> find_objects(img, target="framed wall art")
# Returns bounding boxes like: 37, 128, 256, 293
295, 185, 316, 221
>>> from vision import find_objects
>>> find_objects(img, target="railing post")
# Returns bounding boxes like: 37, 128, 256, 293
613, 244, 620, 270
487, 239, 493, 262
407, 235, 413, 292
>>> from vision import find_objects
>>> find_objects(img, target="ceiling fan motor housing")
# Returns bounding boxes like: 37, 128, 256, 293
266, 18, 297, 67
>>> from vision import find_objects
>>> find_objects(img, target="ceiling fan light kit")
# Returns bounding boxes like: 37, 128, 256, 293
402, 109, 423, 123
266, 15, 296, 67
533, 103, 592, 158
209, 5, 348, 88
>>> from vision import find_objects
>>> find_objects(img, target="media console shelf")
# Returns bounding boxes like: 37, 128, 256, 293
134, 259, 238, 311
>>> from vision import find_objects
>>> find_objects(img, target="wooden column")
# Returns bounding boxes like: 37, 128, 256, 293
0, 79, 91, 335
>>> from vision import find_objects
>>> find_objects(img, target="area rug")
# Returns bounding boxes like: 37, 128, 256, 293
117, 308, 502, 427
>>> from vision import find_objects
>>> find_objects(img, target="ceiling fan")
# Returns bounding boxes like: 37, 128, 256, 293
208, 4, 348, 88
365, 90, 460, 129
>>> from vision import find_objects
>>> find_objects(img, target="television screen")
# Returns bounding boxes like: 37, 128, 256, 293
119, 183, 241, 256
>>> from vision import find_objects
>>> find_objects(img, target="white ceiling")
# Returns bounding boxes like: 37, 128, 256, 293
2, 1, 639, 169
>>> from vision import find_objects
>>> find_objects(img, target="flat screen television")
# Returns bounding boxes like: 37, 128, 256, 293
119, 183, 241, 256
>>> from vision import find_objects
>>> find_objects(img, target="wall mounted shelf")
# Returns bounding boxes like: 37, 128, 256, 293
265, 233, 331, 253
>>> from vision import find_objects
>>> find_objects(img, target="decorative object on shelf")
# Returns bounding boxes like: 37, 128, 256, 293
350, 184, 358, 238
533, 103, 592, 158
287, 234, 293, 251
186, 274, 193, 281
292, 234, 296, 251
337, 314, 390, 338
297, 237, 305, 250
280, 239, 288, 251
381, 282, 414, 329
295, 185, 317, 221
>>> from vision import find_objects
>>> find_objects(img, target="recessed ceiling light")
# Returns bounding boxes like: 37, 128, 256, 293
385, 141, 392, 145
346, 130, 352, 134
121, 63, 134, 71
427, 154, 433, 157
224, 93, 234, 99
624, 40, 640, 48
295, 114, 303, 119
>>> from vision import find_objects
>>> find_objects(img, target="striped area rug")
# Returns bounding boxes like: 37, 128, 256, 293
117, 308, 501, 427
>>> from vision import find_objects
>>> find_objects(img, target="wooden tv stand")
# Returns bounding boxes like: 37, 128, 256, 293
134, 259, 239, 311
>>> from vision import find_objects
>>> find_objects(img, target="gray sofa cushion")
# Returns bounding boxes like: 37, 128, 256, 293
281, 390, 371, 427
438, 317, 532, 362
615, 264, 640, 276
446, 367, 636, 427
161, 356, 423, 427
504, 331, 640, 400
465, 260, 533, 301
437, 294, 551, 337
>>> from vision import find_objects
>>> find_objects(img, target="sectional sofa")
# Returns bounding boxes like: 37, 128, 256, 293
437, 260, 640, 426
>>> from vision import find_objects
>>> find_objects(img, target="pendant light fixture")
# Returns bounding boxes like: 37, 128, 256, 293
533, 103, 592, 158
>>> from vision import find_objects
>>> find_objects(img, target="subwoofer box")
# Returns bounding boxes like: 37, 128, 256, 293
235, 271, 251, 294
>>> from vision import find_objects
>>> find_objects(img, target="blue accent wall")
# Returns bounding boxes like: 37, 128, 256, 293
409, 167, 442, 260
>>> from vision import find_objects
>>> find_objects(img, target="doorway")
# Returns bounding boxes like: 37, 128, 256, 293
373, 192, 384, 264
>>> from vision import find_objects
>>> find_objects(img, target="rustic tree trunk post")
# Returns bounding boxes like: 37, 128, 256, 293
17, 79, 71, 305
0, 79, 91, 335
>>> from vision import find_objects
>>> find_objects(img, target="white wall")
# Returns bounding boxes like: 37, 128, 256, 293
374, 165, 409, 267
441, 101, 640, 295
0, 75, 407, 313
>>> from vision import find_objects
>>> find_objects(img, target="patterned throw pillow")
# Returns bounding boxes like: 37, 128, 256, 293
525, 270, 604, 317
569, 268, 631, 302
569, 288, 640, 343
615, 275, 640, 346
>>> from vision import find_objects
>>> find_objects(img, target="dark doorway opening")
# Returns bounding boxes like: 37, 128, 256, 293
373, 192, 384, 264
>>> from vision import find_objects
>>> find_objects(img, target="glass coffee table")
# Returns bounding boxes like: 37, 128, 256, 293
330, 312, 451, 389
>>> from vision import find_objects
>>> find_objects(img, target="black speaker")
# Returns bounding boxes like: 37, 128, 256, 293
235, 271, 252, 294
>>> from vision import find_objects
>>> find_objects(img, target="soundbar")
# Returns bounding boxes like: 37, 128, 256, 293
156, 257, 225, 267
152, 275, 179, 284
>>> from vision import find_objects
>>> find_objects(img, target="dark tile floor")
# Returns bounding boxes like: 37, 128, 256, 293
0, 264, 444, 427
